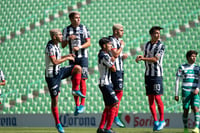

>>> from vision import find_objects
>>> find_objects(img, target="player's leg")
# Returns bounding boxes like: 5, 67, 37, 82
155, 95, 164, 121
105, 87, 118, 131
98, 85, 118, 132
192, 107, 199, 133
79, 78, 87, 113
51, 96, 59, 125
183, 108, 189, 131
45, 76, 64, 133
111, 71, 124, 128
182, 91, 191, 132
105, 104, 118, 132
148, 95, 157, 121
155, 95, 165, 131
79, 58, 88, 113
98, 107, 109, 130
51, 96, 64, 133
114, 90, 124, 127
71, 65, 84, 116
191, 95, 199, 133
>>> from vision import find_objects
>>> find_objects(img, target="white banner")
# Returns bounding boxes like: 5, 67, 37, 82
0, 113, 196, 128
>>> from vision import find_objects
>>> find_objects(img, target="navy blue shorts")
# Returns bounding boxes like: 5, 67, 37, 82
70, 57, 88, 79
111, 71, 124, 91
145, 76, 163, 95
45, 65, 74, 98
99, 84, 118, 106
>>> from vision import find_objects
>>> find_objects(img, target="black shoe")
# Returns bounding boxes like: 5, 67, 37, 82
97, 128, 105, 133
104, 129, 116, 133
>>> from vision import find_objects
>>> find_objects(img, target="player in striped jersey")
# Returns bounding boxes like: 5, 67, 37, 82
62, 11, 90, 115
135, 26, 165, 131
0, 69, 6, 104
97, 37, 118, 133
45, 29, 83, 133
175, 50, 200, 133
109, 24, 128, 128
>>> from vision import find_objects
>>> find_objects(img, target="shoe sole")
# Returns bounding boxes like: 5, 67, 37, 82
156, 123, 166, 131
72, 92, 85, 98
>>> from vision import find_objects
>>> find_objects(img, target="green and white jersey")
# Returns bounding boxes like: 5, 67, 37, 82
176, 63, 200, 92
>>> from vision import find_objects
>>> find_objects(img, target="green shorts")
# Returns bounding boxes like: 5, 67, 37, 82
182, 91, 199, 109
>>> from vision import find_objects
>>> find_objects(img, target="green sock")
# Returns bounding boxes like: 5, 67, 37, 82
194, 112, 200, 128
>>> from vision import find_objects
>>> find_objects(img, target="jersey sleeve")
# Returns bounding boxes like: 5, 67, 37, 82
46, 45, 55, 57
83, 26, 90, 39
176, 65, 183, 77
155, 44, 165, 59
111, 38, 117, 50
62, 28, 68, 41
0, 71, 5, 81
102, 54, 114, 68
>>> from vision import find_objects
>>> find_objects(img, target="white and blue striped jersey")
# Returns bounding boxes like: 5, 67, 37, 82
62, 24, 90, 58
45, 40, 61, 78
176, 63, 200, 91
98, 50, 114, 86
109, 36, 123, 71
144, 40, 165, 77
0, 70, 5, 82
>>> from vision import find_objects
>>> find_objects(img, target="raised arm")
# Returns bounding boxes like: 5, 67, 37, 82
50, 54, 74, 65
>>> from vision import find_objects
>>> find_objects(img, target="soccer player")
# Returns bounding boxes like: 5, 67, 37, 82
45, 29, 82, 133
135, 26, 165, 131
97, 37, 118, 133
109, 24, 128, 127
174, 50, 200, 133
62, 11, 91, 116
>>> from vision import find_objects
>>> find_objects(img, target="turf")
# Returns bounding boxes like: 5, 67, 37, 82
0, 127, 190, 133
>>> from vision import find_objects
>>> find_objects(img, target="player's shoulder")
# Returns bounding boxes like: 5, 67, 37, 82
193, 64, 200, 69
98, 50, 110, 60
63, 25, 72, 31
46, 40, 54, 48
157, 40, 165, 47
144, 41, 151, 46
179, 63, 190, 69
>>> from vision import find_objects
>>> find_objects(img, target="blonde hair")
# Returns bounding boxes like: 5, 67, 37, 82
112, 24, 123, 32
49, 29, 61, 39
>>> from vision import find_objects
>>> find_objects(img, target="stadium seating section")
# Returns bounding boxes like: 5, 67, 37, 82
0, 0, 200, 114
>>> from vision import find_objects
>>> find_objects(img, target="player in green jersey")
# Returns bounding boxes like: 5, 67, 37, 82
175, 50, 200, 133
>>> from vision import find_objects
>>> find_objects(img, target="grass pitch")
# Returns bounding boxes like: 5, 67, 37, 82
0, 127, 191, 133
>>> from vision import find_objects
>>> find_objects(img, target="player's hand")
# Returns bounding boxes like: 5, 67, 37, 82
67, 56, 75, 62
120, 40, 125, 47
111, 57, 116, 62
66, 54, 75, 57
174, 96, 179, 101
122, 53, 128, 60
73, 46, 80, 52
66, 54, 75, 61
69, 35, 77, 40
193, 88, 199, 95
135, 55, 143, 63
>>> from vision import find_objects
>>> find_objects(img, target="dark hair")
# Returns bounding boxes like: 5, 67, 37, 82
186, 50, 198, 59
149, 26, 163, 35
68, 11, 80, 19
99, 37, 110, 48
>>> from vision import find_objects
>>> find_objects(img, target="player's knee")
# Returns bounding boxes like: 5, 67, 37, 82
73, 65, 82, 73
114, 103, 118, 108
